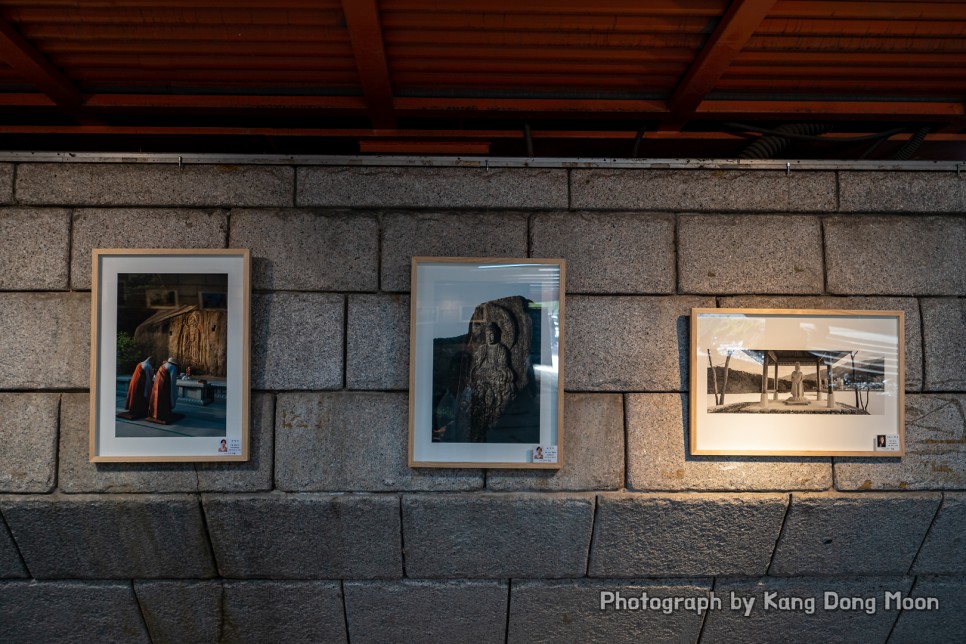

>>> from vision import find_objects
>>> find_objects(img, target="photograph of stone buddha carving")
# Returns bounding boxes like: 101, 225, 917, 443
705, 349, 885, 415
432, 295, 543, 443
115, 272, 229, 438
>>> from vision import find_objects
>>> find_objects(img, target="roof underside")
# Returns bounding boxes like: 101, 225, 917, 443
0, 0, 964, 159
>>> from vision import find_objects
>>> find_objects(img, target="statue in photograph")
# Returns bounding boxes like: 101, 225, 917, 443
147, 357, 180, 423
788, 362, 806, 403
119, 357, 153, 419
469, 322, 516, 441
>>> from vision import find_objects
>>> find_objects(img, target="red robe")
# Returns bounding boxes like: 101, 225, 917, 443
123, 361, 152, 418
148, 363, 176, 422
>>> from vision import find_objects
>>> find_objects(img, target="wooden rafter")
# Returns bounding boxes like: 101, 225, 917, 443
0, 17, 100, 124
0, 125, 962, 145
665, 0, 777, 126
697, 100, 966, 120
340, 0, 395, 128
0, 91, 961, 126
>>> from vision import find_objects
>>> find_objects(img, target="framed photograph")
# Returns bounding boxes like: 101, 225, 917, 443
409, 257, 565, 468
89, 249, 251, 462
691, 308, 905, 456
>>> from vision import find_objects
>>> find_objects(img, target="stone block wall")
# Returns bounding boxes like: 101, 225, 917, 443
1, 160, 965, 643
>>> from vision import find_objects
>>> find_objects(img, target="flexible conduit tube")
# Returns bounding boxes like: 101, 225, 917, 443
737, 123, 832, 159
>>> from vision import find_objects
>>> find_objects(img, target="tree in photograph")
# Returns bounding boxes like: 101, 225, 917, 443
707, 349, 733, 405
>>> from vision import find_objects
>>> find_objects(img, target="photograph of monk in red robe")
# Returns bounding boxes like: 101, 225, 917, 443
114, 272, 228, 438
117, 357, 153, 419
146, 357, 181, 424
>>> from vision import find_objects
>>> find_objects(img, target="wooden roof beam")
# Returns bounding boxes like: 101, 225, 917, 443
696, 100, 966, 121
663, 0, 777, 130
340, 0, 395, 128
0, 17, 100, 124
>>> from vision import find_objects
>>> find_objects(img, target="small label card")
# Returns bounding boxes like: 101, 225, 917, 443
533, 445, 558, 463
874, 434, 900, 452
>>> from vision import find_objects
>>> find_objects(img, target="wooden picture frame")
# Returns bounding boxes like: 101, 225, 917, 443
89, 249, 251, 462
408, 257, 565, 468
690, 308, 905, 456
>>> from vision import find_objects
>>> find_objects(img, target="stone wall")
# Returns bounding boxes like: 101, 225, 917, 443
1, 159, 965, 643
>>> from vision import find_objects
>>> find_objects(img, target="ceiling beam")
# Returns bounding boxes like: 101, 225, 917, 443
0, 17, 101, 123
340, 0, 395, 128
664, 0, 776, 128
393, 96, 669, 115
697, 100, 966, 120
85, 94, 368, 111
0, 125, 962, 145
0, 92, 959, 127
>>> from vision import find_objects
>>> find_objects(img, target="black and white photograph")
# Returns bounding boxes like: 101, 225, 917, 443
90, 249, 251, 462
691, 308, 905, 456
706, 349, 886, 415
409, 257, 565, 468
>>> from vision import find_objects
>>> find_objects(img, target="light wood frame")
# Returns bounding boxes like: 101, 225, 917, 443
89, 249, 251, 462
690, 308, 905, 457
409, 257, 567, 469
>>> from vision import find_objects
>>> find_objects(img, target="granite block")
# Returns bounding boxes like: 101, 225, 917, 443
508, 579, 711, 644
17, 163, 293, 207
530, 212, 675, 293
702, 576, 911, 644
402, 494, 594, 578
60, 392, 275, 494
0, 393, 60, 493
345, 580, 507, 644
0, 494, 215, 579
912, 493, 966, 574
0, 517, 26, 578
346, 294, 410, 390
626, 394, 832, 491
57, 393, 197, 493
222, 581, 347, 644
380, 212, 528, 292
679, 214, 824, 294
0, 208, 70, 289
229, 209, 378, 291
565, 295, 713, 391
275, 392, 482, 491
921, 298, 966, 391
719, 295, 923, 391
134, 581, 222, 644
769, 492, 940, 575
0, 292, 90, 389
889, 576, 966, 643
589, 493, 788, 577
486, 393, 625, 491
195, 392, 274, 492
251, 293, 344, 390
0, 581, 150, 644
203, 493, 402, 579
0, 164, 14, 203
570, 169, 836, 211
839, 170, 966, 213
835, 395, 966, 491
825, 216, 966, 295
297, 166, 567, 208
70, 208, 228, 289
